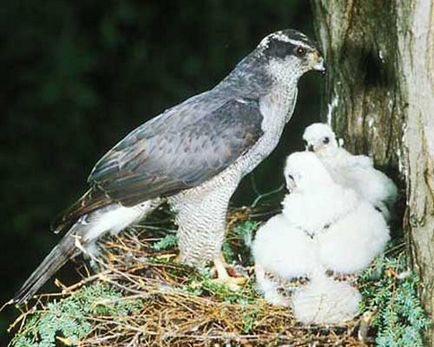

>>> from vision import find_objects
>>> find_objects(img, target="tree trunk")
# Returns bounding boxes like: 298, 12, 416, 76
311, 0, 434, 344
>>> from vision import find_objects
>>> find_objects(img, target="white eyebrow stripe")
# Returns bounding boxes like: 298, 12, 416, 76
258, 33, 312, 50
287, 39, 311, 48
268, 32, 291, 42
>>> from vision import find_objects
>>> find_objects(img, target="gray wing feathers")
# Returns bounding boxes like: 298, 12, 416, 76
14, 96, 263, 303
89, 98, 264, 206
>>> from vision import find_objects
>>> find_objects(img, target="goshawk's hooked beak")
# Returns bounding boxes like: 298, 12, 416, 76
309, 50, 326, 74
314, 57, 326, 74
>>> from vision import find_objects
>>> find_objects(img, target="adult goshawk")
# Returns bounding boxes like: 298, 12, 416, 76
14, 29, 324, 303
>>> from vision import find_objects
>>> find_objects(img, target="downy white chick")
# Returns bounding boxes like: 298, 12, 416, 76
253, 152, 390, 314
302, 123, 398, 221
291, 271, 361, 325
285, 152, 388, 324
282, 151, 390, 275
252, 153, 339, 305
253, 151, 355, 306
253, 213, 318, 306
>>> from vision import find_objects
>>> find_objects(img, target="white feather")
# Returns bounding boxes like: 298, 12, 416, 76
78, 200, 157, 262
84, 202, 152, 242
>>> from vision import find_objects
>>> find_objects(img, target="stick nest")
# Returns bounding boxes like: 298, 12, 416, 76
8, 207, 418, 347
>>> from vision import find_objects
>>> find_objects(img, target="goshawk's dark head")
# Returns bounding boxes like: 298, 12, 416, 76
257, 29, 325, 80
223, 29, 324, 93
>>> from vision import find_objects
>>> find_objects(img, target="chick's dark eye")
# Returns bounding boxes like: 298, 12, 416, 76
294, 46, 306, 57
323, 137, 330, 144
288, 174, 294, 181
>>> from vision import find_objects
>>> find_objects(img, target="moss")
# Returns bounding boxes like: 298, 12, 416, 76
358, 247, 430, 346
10, 284, 142, 347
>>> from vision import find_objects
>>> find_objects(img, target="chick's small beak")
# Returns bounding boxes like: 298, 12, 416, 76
286, 181, 296, 193
307, 144, 314, 152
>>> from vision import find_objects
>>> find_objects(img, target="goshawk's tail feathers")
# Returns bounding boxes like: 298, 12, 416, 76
13, 230, 80, 305
13, 200, 155, 304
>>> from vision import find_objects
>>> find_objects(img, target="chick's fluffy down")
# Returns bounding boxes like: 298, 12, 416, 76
317, 200, 390, 274
324, 156, 398, 220
291, 275, 361, 325
252, 214, 318, 280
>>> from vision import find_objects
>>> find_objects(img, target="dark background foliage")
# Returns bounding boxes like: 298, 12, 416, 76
0, 0, 321, 340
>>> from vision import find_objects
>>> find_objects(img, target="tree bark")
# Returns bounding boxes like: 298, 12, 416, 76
311, 0, 434, 344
